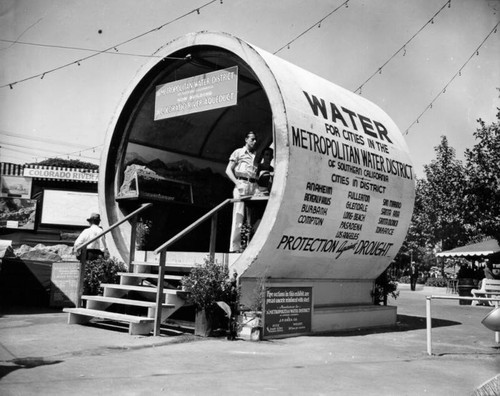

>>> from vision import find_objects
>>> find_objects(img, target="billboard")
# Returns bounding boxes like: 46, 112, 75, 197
0, 197, 37, 230
41, 190, 98, 226
0, 175, 32, 198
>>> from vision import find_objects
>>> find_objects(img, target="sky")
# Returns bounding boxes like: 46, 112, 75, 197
0, 0, 499, 178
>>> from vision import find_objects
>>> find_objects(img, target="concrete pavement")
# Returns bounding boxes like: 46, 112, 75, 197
0, 286, 499, 395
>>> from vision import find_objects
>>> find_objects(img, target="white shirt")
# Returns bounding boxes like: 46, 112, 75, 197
229, 146, 256, 179
74, 224, 107, 253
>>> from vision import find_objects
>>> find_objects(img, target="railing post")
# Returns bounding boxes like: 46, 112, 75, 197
129, 216, 137, 272
495, 301, 500, 344
426, 296, 432, 356
154, 250, 167, 336
209, 213, 218, 262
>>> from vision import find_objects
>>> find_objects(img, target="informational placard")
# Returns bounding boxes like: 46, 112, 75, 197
41, 190, 98, 226
50, 261, 81, 307
263, 286, 312, 338
154, 66, 238, 120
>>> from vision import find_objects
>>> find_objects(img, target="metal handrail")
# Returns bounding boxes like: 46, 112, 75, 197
154, 198, 232, 257
425, 295, 500, 355
76, 202, 153, 306
152, 198, 235, 336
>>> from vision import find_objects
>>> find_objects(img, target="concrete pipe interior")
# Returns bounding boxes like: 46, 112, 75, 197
101, 32, 415, 310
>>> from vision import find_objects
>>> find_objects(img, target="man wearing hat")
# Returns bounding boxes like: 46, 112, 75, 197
74, 213, 108, 260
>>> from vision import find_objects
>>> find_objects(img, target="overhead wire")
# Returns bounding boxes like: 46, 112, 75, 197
0, 129, 93, 149
0, 0, 220, 89
0, 39, 164, 58
404, 21, 499, 135
1, 142, 100, 161
353, 0, 452, 95
273, 0, 351, 55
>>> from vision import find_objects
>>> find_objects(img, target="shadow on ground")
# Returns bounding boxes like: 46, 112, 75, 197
0, 357, 62, 379
311, 314, 460, 338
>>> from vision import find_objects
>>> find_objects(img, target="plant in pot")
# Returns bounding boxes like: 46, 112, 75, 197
372, 270, 399, 305
238, 275, 267, 341
135, 219, 152, 250
181, 258, 239, 337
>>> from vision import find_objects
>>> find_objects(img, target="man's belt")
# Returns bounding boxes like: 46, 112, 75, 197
237, 176, 257, 183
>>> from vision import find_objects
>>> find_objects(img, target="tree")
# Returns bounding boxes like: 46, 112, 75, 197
27, 157, 98, 170
421, 136, 469, 251
464, 109, 500, 243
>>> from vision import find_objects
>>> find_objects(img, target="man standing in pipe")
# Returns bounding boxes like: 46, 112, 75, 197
226, 131, 258, 252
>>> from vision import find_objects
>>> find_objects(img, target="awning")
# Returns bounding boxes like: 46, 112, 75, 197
436, 239, 500, 258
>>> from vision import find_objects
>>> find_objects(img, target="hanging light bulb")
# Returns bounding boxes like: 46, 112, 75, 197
431, 18, 434, 24
196, 9, 200, 14
41, 73, 45, 80
403, 47, 407, 56
448, 0, 451, 8
345, 1, 349, 7
459, 70, 462, 76
318, 22, 321, 28
378, 68, 382, 74
476, 50, 479, 56
9, 84, 13, 89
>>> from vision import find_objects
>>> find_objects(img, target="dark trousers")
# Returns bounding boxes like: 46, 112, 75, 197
77, 249, 104, 261
410, 277, 417, 291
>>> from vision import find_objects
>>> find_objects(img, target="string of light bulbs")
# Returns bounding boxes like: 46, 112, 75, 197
0, 0, 220, 89
404, 21, 499, 135
354, 0, 451, 95
0, 39, 164, 59
63, 144, 102, 158
273, 0, 351, 55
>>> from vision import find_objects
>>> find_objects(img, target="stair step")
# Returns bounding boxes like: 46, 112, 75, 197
118, 273, 184, 281
101, 284, 183, 294
132, 261, 195, 273
81, 295, 175, 308
63, 308, 154, 324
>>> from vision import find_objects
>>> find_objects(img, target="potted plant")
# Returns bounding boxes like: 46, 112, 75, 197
135, 219, 152, 250
372, 270, 399, 305
181, 258, 239, 337
237, 275, 267, 341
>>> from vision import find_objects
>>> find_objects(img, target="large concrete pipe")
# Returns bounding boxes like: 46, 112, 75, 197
100, 31, 415, 335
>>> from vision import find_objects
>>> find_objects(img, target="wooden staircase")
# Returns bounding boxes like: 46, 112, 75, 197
64, 259, 195, 335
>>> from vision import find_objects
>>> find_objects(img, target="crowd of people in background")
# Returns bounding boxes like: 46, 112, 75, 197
403, 257, 500, 292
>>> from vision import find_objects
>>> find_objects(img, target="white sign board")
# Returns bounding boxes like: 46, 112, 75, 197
41, 190, 99, 226
154, 66, 238, 120
23, 168, 98, 183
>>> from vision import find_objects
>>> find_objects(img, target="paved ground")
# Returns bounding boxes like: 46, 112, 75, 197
0, 285, 499, 395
